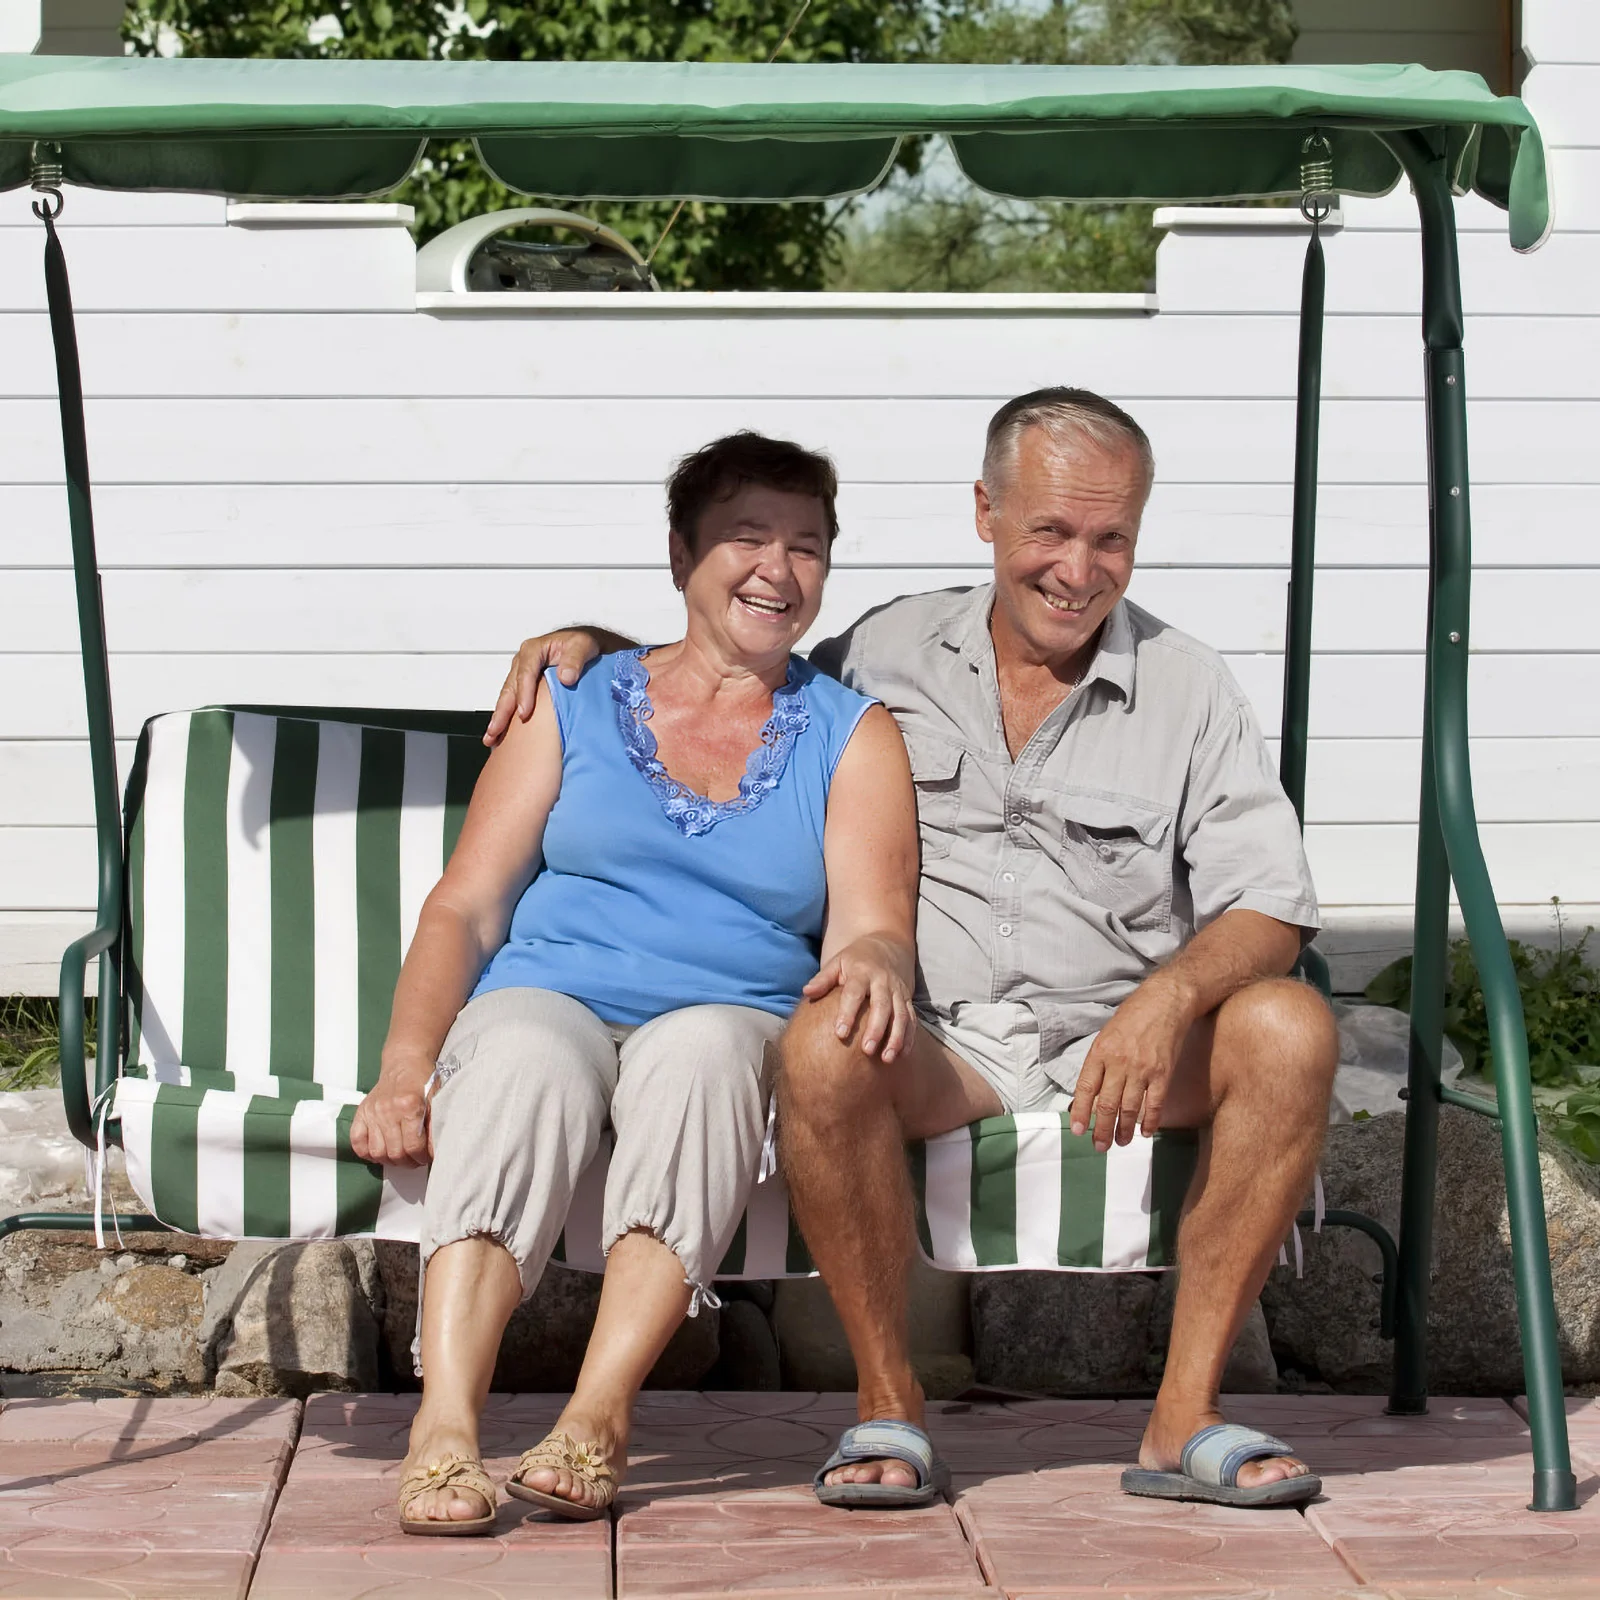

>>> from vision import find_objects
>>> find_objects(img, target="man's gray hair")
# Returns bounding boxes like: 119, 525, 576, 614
982, 387, 1155, 499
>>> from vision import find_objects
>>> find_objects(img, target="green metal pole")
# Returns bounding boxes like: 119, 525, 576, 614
1280, 209, 1333, 1001
36, 183, 123, 1131
1279, 221, 1323, 823
1385, 130, 1576, 1513
1390, 690, 1447, 1414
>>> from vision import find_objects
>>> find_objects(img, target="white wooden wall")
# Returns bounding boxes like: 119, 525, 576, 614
2, 1, 1597, 993
1291, 0, 1509, 87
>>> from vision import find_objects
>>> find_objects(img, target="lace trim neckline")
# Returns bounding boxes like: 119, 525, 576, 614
611, 648, 810, 838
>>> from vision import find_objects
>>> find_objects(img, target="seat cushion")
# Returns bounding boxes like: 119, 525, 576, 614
114, 707, 1195, 1274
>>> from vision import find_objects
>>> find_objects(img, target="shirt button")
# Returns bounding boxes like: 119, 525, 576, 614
998, 922, 1013, 937
1008, 812, 1024, 826
1002, 872, 1015, 884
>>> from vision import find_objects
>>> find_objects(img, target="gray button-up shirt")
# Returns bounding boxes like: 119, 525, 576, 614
810, 585, 1320, 1061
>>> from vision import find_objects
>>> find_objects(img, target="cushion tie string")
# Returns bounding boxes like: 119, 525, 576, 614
88, 1081, 123, 1251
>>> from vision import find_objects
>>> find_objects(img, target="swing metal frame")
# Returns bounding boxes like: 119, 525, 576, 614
0, 56, 1575, 1514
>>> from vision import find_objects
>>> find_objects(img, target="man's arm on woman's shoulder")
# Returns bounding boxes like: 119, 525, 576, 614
483, 624, 638, 747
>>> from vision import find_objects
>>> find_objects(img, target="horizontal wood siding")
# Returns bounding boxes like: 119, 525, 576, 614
1, 23, 1596, 988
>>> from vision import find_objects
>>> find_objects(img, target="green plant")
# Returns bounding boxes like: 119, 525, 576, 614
1544, 1082, 1600, 1165
0, 996, 87, 1091
1364, 915, 1600, 1087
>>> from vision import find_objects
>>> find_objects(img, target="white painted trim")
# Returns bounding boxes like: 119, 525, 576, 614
415, 290, 1158, 316
227, 202, 416, 227
1154, 205, 1345, 233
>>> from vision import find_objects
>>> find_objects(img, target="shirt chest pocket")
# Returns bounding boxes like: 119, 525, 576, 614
906, 737, 963, 862
1053, 791, 1175, 934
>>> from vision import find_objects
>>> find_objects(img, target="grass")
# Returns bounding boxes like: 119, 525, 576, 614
0, 996, 89, 1091
1364, 901, 1600, 1161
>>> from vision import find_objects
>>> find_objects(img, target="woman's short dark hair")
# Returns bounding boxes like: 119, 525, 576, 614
667, 431, 839, 553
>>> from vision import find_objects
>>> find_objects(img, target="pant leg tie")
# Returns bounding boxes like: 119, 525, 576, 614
757, 1094, 779, 1183
686, 1280, 723, 1319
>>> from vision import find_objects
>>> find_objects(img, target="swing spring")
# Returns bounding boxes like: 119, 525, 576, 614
1299, 131, 1334, 225
29, 141, 64, 221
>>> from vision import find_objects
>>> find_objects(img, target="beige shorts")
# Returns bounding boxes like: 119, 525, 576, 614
918, 1000, 1097, 1114
422, 986, 781, 1302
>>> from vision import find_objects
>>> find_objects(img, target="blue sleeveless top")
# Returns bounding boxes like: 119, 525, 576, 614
473, 648, 877, 1025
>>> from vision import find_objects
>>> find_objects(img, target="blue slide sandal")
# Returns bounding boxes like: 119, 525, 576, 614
813, 1419, 951, 1509
1121, 1422, 1321, 1508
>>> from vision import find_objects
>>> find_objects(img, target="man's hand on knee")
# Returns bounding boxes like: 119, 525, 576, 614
1070, 977, 1192, 1151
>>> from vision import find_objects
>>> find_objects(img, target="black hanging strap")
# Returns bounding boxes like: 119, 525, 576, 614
33, 150, 124, 1117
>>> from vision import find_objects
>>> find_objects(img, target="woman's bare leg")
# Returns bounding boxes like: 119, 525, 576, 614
402, 1236, 524, 1524
517, 1228, 693, 1509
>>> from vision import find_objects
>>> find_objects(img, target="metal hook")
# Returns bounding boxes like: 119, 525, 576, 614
29, 140, 65, 223
1299, 130, 1334, 226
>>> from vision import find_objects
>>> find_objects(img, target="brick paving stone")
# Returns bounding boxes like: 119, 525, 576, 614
616, 1485, 984, 1595
0, 1399, 298, 1599
1386, 1582, 1600, 1598
0, 1398, 301, 1449
0, 1547, 254, 1599
248, 1545, 611, 1599
625, 1393, 882, 1496
955, 1464, 1353, 1593
1307, 1479, 1600, 1587
659, 1591, 1003, 1599
1003, 1589, 1379, 1599
1512, 1397, 1600, 1477
256, 1393, 611, 1599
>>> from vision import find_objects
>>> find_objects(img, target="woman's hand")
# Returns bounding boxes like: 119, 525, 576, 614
803, 934, 917, 1064
350, 1053, 437, 1167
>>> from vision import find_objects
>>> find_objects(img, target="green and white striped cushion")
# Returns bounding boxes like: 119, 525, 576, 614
112, 707, 1194, 1275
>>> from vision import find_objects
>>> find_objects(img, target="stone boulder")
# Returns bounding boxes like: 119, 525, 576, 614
0, 1229, 227, 1385
970, 1272, 1276, 1397
1261, 1105, 1600, 1390
205, 1240, 382, 1398
707, 1296, 781, 1391
772, 1257, 974, 1398
373, 1244, 719, 1390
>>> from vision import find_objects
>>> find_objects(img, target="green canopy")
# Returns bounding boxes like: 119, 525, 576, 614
0, 56, 1549, 249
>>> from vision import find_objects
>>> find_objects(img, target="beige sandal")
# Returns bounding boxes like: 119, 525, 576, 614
506, 1429, 618, 1522
398, 1453, 497, 1536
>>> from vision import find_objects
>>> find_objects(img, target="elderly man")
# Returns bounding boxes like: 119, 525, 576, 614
487, 387, 1338, 1511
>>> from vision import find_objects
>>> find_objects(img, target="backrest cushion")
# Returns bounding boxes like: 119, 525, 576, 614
124, 707, 489, 1088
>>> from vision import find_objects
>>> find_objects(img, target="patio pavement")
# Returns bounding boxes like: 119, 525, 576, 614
1, 1391, 1598, 1598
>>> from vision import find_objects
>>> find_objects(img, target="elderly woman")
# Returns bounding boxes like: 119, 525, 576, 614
350, 432, 917, 1533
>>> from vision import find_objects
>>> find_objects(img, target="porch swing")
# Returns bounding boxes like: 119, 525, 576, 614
0, 54, 1574, 1512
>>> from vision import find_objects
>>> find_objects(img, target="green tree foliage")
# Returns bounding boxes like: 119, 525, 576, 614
122, 0, 931, 287
830, 0, 1299, 292
122, 0, 1298, 290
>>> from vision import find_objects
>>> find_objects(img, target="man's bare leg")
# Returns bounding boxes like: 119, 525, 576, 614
1139, 976, 1339, 1488
778, 998, 1002, 1489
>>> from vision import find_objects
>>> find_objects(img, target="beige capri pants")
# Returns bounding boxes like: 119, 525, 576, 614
421, 985, 782, 1317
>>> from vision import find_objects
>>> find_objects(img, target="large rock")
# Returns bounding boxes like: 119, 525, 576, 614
706, 1297, 781, 1391
207, 1240, 381, 1397
0, 1228, 226, 1384
1261, 1105, 1600, 1390
373, 1244, 719, 1390
971, 1272, 1277, 1396
772, 1257, 974, 1398
973, 1271, 1166, 1394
